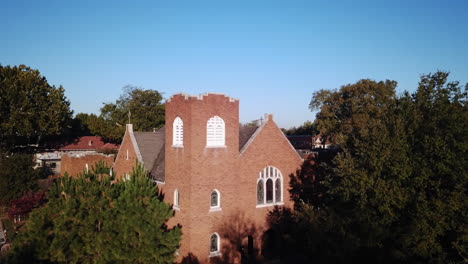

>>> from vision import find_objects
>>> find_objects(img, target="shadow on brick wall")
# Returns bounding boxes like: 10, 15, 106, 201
210, 210, 259, 264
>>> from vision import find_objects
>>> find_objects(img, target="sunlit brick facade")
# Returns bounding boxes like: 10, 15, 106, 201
114, 93, 302, 263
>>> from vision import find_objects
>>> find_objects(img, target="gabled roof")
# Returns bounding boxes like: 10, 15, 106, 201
239, 126, 259, 151
60, 136, 119, 151
133, 127, 165, 182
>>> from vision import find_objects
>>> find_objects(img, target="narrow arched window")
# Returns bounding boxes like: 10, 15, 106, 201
210, 189, 221, 211
206, 116, 225, 147
275, 178, 282, 202
173, 116, 183, 146
210, 233, 220, 255
174, 189, 180, 209
266, 179, 273, 203
257, 179, 264, 205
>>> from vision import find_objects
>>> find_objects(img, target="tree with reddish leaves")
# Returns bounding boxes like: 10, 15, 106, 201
7, 192, 47, 221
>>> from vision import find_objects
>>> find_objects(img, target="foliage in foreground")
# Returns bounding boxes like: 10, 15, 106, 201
5, 162, 181, 264
0, 152, 41, 205
278, 72, 467, 264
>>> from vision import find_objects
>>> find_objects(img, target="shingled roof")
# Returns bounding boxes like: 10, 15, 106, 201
130, 125, 259, 182
239, 125, 259, 151
133, 127, 165, 182
60, 136, 119, 150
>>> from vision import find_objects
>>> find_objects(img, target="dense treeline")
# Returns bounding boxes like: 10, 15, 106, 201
271, 71, 467, 263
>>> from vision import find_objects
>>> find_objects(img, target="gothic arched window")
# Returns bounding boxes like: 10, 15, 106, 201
256, 166, 283, 206
210, 189, 221, 211
210, 233, 220, 256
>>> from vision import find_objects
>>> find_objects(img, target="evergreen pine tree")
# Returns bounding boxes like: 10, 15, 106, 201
6, 161, 181, 264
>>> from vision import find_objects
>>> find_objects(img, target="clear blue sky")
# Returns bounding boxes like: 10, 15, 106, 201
2, 0, 467, 128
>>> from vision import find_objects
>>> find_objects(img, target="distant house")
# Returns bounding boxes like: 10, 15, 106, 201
35, 152, 61, 175
312, 134, 332, 149
60, 153, 115, 177
59, 136, 119, 155
35, 136, 119, 176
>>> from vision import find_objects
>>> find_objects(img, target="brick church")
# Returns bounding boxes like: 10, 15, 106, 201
113, 93, 302, 263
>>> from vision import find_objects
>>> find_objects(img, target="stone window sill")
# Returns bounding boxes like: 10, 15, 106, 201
256, 202, 284, 208
209, 207, 222, 212
205, 145, 226, 149
209, 252, 221, 258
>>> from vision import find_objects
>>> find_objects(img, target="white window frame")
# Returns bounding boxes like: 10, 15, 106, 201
209, 189, 221, 212
256, 166, 284, 208
206, 116, 225, 148
172, 116, 184, 147
173, 189, 180, 210
209, 232, 221, 257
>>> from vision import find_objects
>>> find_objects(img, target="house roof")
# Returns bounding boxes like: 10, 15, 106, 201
287, 135, 313, 150
60, 136, 119, 151
133, 128, 165, 182
239, 126, 259, 151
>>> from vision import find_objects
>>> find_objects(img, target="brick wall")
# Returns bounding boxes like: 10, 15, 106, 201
60, 154, 114, 177
163, 94, 302, 263
113, 124, 140, 179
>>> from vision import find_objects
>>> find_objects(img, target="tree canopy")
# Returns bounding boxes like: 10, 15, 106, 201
282, 120, 317, 136
0, 65, 72, 149
281, 72, 467, 263
6, 162, 181, 264
75, 86, 165, 142
0, 152, 41, 206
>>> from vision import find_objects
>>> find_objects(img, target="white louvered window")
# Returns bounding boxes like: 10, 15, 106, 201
173, 116, 183, 147
206, 116, 225, 147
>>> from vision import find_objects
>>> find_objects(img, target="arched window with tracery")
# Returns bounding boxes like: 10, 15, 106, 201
206, 116, 225, 147
173, 116, 183, 146
256, 166, 283, 206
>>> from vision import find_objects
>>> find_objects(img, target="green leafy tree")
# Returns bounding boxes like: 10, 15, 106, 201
0, 65, 72, 148
7, 162, 181, 264
396, 72, 468, 262
283, 120, 317, 136
79, 86, 165, 142
282, 72, 467, 263
0, 152, 40, 206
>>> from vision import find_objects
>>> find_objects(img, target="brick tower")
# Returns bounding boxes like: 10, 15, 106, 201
165, 93, 241, 261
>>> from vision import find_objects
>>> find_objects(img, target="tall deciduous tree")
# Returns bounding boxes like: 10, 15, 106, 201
0, 65, 72, 148
283, 72, 467, 263
7, 162, 181, 264
76, 85, 165, 142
